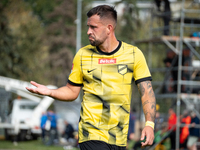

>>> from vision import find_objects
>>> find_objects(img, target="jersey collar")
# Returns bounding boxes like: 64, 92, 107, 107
96, 41, 122, 55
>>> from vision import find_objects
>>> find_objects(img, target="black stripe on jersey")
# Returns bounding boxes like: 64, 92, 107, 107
92, 94, 111, 129
135, 76, 152, 85
108, 131, 116, 139
82, 122, 100, 140
82, 128, 89, 139
120, 106, 129, 114
117, 122, 123, 131
93, 94, 110, 111
85, 122, 99, 130
127, 65, 133, 73
83, 77, 90, 83
68, 80, 83, 86
108, 130, 116, 144
93, 75, 101, 82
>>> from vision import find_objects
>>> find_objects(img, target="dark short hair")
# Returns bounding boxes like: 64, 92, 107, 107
87, 5, 117, 25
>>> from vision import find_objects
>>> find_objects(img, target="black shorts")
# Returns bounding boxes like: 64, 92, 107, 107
79, 140, 126, 150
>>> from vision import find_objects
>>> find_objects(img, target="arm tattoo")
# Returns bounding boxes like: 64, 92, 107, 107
146, 81, 155, 98
142, 100, 149, 107
139, 81, 156, 121
137, 82, 145, 97
150, 102, 156, 121
146, 81, 152, 89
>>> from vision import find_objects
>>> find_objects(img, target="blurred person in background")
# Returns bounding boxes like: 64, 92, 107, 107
179, 110, 191, 149
46, 110, 58, 146
154, 0, 171, 35
40, 111, 47, 143
187, 111, 200, 150
167, 108, 177, 150
62, 120, 75, 141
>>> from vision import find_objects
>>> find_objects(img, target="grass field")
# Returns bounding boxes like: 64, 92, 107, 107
0, 139, 137, 150
0, 139, 80, 150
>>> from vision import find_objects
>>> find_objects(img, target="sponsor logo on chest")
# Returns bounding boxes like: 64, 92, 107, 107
98, 58, 116, 64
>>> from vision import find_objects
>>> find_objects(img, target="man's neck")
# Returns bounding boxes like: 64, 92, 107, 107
98, 38, 119, 53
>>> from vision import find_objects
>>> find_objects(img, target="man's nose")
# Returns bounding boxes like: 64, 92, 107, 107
87, 27, 91, 35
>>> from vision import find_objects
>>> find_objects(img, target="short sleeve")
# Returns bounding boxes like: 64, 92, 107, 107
134, 47, 152, 85
68, 50, 83, 86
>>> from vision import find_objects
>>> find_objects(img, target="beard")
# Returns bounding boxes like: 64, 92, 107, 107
89, 35, 103, 46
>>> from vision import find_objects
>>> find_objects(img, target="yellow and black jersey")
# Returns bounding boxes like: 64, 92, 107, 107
68, 41, 152, 146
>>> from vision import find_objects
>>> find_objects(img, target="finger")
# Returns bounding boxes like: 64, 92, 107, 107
142, 134, 154, 146
30, 81, 40, 87
26, 87, 30, 91
141, 136, 149, 146
26, 87, 35, 93
140, 131, 145, 141
26, 86, 36, 92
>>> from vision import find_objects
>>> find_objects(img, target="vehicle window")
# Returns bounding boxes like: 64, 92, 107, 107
20, 104, 37, 110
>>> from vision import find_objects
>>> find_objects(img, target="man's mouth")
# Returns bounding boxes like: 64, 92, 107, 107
88, 36, 94, 40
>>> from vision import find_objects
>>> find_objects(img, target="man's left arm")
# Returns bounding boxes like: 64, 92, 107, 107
137, 80, 156, 146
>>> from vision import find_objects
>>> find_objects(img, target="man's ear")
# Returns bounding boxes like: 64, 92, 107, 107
107, 24, 114, 35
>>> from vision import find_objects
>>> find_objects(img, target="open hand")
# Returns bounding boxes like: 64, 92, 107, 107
26, 81, 51, 96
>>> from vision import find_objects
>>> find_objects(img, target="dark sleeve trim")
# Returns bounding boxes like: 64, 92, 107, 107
68, 80, 83, 86
135, 76, 152, 85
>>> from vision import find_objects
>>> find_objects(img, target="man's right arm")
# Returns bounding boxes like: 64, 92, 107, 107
26, 81, 81, 101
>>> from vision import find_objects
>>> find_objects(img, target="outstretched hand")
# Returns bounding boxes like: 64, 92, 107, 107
26, 81, 51, 96
140, 126, 154, 147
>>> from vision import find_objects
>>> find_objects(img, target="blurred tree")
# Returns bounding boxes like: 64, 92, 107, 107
81, 0, 94, 46
0, 0, 18, 78
0, 0, 50, 83
42, 0, 76, 87
24, 0, 58, 25
116, 0, 141, 44
25, 0, 84, 87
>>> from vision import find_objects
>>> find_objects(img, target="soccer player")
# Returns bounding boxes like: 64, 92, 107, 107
26, 5, 156, 150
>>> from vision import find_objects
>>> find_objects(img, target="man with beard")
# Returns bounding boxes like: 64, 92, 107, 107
26, 5, 156, 150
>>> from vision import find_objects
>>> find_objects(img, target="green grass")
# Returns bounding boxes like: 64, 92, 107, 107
0, 139, 80, 150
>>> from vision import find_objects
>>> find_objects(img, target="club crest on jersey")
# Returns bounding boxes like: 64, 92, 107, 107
118, 65, 127, 75
98, 58, 116, 64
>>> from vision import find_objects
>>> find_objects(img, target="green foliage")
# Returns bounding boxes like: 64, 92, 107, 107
81, 0, 94, 47
0, 0, 50, 83
0, 0, 81, 86
24, 0, 59, 25
116, 0, 141, 44
42, 0, 76, 86
0, 0, 15, 78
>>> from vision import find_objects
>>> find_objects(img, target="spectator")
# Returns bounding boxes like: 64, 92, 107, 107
167, 108, 177, 150
154, 111, 164, 133
40, 112, 47, 143
63, 120, 75, 140
163, 50, 177, 93
46, 110, 58, 146
187, 111, 200, 150
180, 110, 191, 149
154, 0, 171, 35
163, 49, 189, 93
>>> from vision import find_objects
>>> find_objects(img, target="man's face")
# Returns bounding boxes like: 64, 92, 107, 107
87, 15, 108, 46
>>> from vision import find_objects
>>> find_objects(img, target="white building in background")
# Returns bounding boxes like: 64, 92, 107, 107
90, 0, 180, 20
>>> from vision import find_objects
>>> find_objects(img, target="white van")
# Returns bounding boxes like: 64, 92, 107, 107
4, 99, 41, 141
